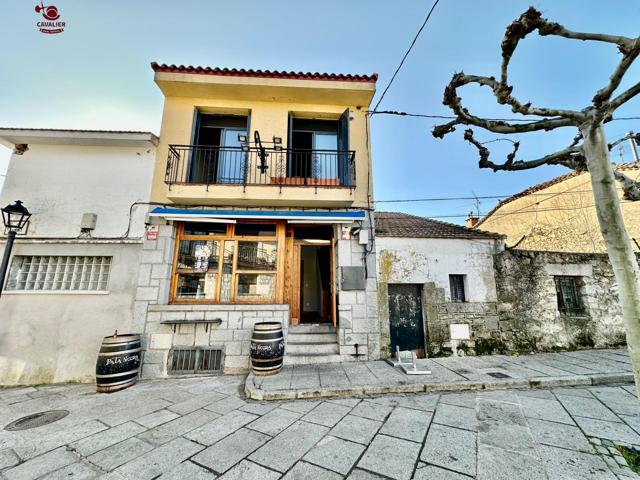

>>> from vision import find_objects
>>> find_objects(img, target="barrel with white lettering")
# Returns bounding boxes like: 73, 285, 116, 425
250, 322, 285, 376
96, 334, 142, 393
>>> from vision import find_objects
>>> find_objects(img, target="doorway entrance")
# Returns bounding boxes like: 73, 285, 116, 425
285, 225, 336, 327
388, 284, 426, 358
300, 245, 332, 323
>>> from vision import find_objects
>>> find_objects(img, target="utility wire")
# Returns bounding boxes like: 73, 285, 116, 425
369, 109, 640, 123
372, 0, 441, 113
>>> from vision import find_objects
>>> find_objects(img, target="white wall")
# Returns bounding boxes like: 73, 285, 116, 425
0, 143, 155, 385
377, 237, 501, 303
0, 144, 154, 238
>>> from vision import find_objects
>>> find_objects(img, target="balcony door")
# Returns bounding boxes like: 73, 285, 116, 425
190, 113, 248, 184
287, 110, 349, 185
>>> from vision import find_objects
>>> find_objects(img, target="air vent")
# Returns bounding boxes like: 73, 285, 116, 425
168, 348, 224, 374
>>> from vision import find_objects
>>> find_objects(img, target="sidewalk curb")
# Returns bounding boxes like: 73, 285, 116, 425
244, 372, 634, 401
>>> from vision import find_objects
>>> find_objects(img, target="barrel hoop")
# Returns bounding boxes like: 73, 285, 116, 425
100, 341, 141, 349
97, 348, 142, 357
102, 335, 141, 343
250, 337, 284, 343
97, 377, 137, 388
96, 369, 140, 379
251, 357, 283, 365
253, 324, 283, 331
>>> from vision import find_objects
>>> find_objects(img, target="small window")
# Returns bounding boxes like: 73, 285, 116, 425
555, 276, 584, 315
6, 256, 112, 292
168, 348, 223, 374
449, 274, 466, 303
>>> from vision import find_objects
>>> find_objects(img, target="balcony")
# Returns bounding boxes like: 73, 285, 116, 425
164, 145, 357, 207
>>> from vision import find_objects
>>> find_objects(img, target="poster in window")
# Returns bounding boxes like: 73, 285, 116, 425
193, 244, 212, 273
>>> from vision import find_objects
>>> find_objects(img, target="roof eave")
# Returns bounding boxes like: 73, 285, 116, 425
0, 129, 159, 148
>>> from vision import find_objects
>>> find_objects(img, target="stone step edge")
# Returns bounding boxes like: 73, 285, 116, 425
244, 372, 634, 401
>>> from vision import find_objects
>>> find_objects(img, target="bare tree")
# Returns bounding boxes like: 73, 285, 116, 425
433, 7, 640, 392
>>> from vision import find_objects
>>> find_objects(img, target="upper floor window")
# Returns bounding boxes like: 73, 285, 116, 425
288, 110, 351, 185
449, 274, 466, 303
554, 276, 585, 315
190, 113, 248, 184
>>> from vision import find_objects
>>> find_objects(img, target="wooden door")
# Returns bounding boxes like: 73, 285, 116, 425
388, 284, 425, 358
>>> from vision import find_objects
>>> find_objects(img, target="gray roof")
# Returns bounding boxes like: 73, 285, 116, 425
375, 211, 502, 240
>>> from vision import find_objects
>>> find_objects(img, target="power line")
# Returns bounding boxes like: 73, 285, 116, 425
374, 189, 604, 203
372, 0, 441, 113
369, 109, 640, 123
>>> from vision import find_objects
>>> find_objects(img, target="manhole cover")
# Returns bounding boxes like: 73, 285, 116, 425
4, 410, 69, 431
487, 372, 511, 379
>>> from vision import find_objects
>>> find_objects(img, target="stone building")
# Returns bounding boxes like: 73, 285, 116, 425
477, 162, 640, 253
0, 129, 157, 385
135, 63, 381, 378
375, 212, 504, 357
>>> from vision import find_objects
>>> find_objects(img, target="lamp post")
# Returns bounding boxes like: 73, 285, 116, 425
0, 200, 31, 297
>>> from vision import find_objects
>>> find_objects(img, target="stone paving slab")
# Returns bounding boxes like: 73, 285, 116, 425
245, 348, 634, 400
1, 357, 640, 479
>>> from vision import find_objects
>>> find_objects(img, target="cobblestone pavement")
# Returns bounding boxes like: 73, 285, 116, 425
1, 373, 640, 479
248, 349, 634, 400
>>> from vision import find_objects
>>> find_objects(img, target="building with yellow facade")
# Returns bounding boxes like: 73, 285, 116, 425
135, 63, 381, 376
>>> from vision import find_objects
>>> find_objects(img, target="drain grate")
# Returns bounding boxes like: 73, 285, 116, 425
487, 372, 511, 379
4, 410, 69, 431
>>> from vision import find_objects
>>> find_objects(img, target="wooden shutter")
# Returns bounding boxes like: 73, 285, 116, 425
338, 109, 350, 185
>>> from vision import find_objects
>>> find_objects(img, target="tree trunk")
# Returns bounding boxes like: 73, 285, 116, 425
581, 123, 640, 395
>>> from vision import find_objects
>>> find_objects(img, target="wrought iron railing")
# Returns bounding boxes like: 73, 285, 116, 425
165, 145, 356, 188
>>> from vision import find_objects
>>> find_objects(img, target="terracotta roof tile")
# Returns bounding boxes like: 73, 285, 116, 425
151, 62, 378, 83
0, 127, 154, 135
476, 162, 640, 226
375, 211, 502, 239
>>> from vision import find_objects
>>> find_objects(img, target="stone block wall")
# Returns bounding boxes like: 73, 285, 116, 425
335, 214, 380, 361
422, 282, 501, 356
142, 304, 289, 377
493, 249, 627, 351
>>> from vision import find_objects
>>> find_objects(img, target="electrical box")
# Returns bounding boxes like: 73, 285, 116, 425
358, 229, 369, 245
341, 266, 366, 290
81, 213, 97, 231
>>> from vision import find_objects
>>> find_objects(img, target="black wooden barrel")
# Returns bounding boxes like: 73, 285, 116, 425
96, 333, 142, 393
250, 322, 285, 376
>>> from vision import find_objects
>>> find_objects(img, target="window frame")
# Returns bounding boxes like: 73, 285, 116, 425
170, 221, 285, 304
449, 274, 467, 303
554, 275, 585, 316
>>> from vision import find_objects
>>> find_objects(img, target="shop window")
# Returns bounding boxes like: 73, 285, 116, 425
172, 222, 280, 303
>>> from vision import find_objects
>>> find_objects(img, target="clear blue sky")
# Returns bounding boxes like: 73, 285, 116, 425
1, 0, 639, 222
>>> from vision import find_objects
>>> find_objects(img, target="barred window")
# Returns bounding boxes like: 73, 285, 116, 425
554, 276, 585, 315
6, 256, 112, 292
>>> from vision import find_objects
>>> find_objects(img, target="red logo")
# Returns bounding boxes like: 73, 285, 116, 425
35, 2, 65, 34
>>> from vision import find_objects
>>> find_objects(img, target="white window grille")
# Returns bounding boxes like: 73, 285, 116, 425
5, 256, 112, 292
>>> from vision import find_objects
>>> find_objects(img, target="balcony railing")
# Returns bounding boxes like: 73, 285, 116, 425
165, 145, 356, 188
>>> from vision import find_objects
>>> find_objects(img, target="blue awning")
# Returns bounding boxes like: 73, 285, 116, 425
149, 208, 365, 223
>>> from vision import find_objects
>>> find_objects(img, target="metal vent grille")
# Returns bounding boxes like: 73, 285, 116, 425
168, 348, 224, 374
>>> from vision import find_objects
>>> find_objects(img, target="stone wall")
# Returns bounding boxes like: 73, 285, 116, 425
494, 249, 627, 351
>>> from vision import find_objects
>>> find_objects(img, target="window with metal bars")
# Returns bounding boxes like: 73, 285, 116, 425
168, 348, 224, 374
554, 276, 585, 315
5, 256, 112, 292
449, 274, 466, 303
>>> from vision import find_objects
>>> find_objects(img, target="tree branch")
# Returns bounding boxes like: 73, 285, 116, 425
609, 81, 640, 111
614, 169, 640, 201
463, 128, 586, 172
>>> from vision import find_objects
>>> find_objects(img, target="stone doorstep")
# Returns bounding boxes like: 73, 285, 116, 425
243, 371, 635, 401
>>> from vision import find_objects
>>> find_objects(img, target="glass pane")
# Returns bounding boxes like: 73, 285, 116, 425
183, 222, 228, 236
220, 241, 235, 302
236, 273, 275, 300
237, 241, 277, 271
234, 223, 276, 237
176, 272, 217, 299
177, 240, 220, 271
217, 128, 247, 184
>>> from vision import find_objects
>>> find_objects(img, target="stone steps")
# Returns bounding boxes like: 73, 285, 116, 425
285, 324, 341, 364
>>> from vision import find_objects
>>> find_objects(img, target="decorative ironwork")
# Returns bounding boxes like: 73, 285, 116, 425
165, 144, 356, 188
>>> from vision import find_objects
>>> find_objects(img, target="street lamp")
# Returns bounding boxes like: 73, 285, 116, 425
0, 200, 31, 297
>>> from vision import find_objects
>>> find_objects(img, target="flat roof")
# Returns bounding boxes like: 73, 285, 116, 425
0, 128, 159, 148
